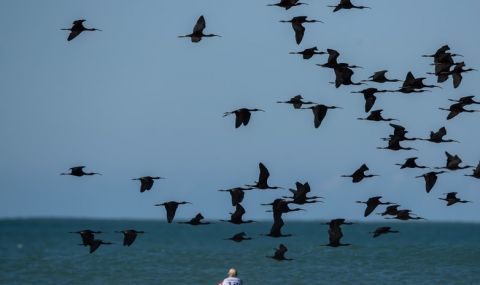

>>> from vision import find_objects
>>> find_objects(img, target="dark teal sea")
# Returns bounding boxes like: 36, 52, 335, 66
1, 219, 479, 284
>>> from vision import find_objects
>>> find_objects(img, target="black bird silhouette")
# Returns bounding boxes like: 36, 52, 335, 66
342, 164, 378, 183
428, 54, 456, 83
387, 210, 424, 221
301, 104, 342, 128
465, 162, 480, 179
179, 213, 210, 225
283, 181, 323, 205
325, 226, 350, 247
221, 204, 255, 224
246, 163, 283, 190
405, 72, 441, 90
268, 244, 292, 261
370, 227, 399, 238
351, 88, 391, 112
396, 157, 428, 169
277, 95, 316, 109
422, 45, 454, 60
132, 176, 165, 193
449, 95, 480, 106
262, 199, 304, 215
420, 127, 459, 143
70, 229, 102, 246
115, 230, 144, 247
332, 65, 365, 88
328, 0, 370, 12
218, 187, 253, 206
317, 49, 362, 69
362, 70, 400, 83
439, 192, 471, 206
223, 108, 265, 128
439, 102, 479, 120
358, 109, 397, 122
267, 0, 308, 10
88, 239, 113, 254
225, 232, 252, 242
61, 166, 101, 177
289, 47, 326, 60
377, 205, 400, 217
394, 72, 437, 93
154, 201, 191, 223
324, 218, 353, 228
442, 62, 477, 88
280, 16, 323, 45
435, 151, 473, 171
381, 123, 420, 142
265, 215, 291, 237
178, 15, 220, 43
416, 171, 446, 193
61, 19, 101, 41
356, 196, 394, 217
377, 136, 417, 151
423, 45, 461, 80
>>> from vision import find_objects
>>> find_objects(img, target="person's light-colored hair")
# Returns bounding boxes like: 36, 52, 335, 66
228, 268, 237, 277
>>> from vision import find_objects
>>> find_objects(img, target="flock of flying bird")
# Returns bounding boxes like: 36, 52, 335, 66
60, 0, 477, 258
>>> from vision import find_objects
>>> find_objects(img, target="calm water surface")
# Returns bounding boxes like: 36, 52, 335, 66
1, 219, 479, 284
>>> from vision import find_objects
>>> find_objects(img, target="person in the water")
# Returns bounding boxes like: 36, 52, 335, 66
219, 268, 242, 285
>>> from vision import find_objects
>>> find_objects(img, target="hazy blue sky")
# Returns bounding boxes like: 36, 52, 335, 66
1, 0, 479, 222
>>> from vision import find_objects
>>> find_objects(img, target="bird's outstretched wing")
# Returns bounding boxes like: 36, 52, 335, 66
258, 163, 270, 183
67, 30, 82, 41
193, 16, 206, 33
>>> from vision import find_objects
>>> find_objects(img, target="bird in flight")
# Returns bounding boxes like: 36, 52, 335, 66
132, 176, 165, 193
246, 163, 283, 190
370, 227, 399, 238
351, 88, 392, 113
223, 108, 265, 128
280, 16, 323, 45
61, 19, 101, 41
87, 239, 113, 254
416, 171, 446, 193
465, 162, 480, 179
357, 109, 397, 122
154, 201, 191, 223
268, 244, 293, 261
356, 196, 394, 217
439, 102, 479, 120
179, 213, 211, 226
435, 152, 473, 171
267, 0, 308, 10
61, 166, 101, 177
301, 104, 342, 128
225, 232, 252, 242
221, 203, 255, 224
70, 229, 102, 246
362, 70, 400, 83
439, 192, 471, 206
289, 47, 326, 60
342, 164, 378, 183
115, 230, 144, 247
328, 0, 371, 12
325, 226, 350, 247
178, 15, 220, 43
277, 95, 317, 109
395, 157, 428, 169
218, 187, 253, 206
419, 127, 459, 143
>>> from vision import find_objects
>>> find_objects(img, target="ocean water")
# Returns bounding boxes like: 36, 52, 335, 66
0, 219, 479, 285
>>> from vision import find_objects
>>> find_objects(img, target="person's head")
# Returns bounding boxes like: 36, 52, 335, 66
228, 268, 237, 277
